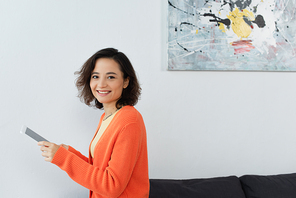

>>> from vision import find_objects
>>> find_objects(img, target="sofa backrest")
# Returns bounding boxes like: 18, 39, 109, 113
149, 176, 246, 198
240, 173, 296, 198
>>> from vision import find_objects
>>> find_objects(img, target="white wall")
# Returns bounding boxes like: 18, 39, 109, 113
1, 0, 296, 197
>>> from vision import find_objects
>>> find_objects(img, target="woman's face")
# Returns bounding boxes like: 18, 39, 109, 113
90, 58, 129, 109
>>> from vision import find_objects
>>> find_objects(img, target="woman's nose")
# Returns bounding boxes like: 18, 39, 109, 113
97, 78, 107, 88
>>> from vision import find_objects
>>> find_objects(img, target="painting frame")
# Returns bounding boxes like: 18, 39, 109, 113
167, 0, 296, 71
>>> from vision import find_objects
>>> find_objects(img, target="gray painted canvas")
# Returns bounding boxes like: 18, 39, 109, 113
168, 0, 296, 71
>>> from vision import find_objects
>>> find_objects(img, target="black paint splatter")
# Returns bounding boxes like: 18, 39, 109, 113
275, 22, 279, 32
253, 15, 266, 28
177, 42, 190, 52
253, 5, 258, 13
180, 22, 196, 28
203, 13, 231, 28
176, 22, 197, 32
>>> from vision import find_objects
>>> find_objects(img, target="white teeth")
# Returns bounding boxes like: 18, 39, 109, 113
98, 91, 109, 94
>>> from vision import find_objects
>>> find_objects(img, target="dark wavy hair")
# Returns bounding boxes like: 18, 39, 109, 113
75, 48, 141, 109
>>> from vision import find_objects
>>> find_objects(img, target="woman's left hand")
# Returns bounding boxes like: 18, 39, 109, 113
37, 141, 60, 162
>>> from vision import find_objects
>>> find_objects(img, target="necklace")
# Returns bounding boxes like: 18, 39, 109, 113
103, 107, 122, 121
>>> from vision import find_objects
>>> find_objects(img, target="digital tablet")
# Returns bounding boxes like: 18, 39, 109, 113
20, 125, 49, 142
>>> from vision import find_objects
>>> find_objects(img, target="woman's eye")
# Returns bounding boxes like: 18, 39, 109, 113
108, 76, 115, 79
92, 75, 98, 79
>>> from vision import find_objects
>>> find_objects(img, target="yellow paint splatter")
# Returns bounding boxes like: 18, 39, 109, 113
218, 22, 226, 33
227, 8, 255, 39
196, 29, 198, 34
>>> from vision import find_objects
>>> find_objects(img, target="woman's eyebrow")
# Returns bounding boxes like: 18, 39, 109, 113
106, 72, 118, 75
91, 72, 118, 75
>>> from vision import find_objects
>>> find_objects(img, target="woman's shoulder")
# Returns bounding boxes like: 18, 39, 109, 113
118, 105, 144, 124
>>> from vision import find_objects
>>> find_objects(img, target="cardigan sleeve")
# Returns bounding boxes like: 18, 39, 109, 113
51, 122, 143, 197
68, 145, 88, 162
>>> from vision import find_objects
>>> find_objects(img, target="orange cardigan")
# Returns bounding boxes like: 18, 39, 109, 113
51, 106, 149, 198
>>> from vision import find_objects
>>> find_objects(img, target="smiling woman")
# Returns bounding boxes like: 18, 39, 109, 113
37, 48, 149, 198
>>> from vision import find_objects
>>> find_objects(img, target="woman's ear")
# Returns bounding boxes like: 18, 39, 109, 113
123, 77, 130, 89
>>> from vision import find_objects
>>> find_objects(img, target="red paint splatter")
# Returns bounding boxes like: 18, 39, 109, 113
232, 40, 255, 54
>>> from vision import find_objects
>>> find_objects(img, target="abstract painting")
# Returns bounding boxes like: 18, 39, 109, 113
168, 0, 296, 71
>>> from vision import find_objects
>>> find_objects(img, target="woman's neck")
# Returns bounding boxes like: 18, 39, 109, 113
103, 102, 120, 118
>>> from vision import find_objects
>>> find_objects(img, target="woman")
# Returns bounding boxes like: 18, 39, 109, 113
38, 48, 149, 198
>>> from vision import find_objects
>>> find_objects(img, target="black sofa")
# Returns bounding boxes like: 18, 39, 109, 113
149, 173, 296, 198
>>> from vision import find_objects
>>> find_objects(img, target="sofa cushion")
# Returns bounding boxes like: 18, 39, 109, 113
240, 173, 296, 198
149, 176, 246, 198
